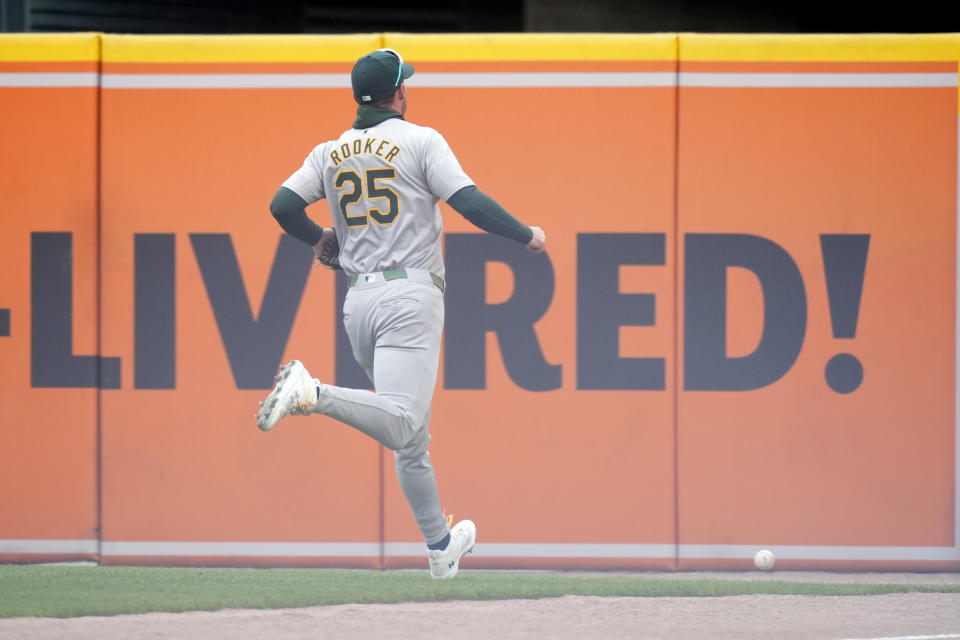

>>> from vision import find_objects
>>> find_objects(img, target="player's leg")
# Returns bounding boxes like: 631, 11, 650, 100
394, 412, 475, 580
313, 282, 442, 450
393, 411, 448, 546
256, 284, 381, 433
258, 281, 440, 441
257, 279, 474, 576
384, 340, 475, 577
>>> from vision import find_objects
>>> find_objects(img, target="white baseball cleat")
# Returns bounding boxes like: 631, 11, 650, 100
428, 519, 477, 580
256, 360, 317, 432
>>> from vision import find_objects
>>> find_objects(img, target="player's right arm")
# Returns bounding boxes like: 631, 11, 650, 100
446, 185, 538, 248
422, 128, 547, 254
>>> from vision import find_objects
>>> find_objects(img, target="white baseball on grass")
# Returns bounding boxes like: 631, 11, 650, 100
754, 549, 775, 570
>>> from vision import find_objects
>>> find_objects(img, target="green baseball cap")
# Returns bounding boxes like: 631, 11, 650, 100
351, 48, 415, 104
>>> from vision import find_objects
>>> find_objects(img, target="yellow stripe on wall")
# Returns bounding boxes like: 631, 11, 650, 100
681, 34, 960, 114
680, 33, 960, 62
384, 33, 677, 61
101, 34, 383, 63
0, 33, 100, 62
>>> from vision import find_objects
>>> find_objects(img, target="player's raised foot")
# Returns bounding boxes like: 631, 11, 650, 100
256, 360, 317, 432
427, 519, 477, 580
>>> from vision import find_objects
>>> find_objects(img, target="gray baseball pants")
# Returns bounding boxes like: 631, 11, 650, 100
311, 269, 449, 546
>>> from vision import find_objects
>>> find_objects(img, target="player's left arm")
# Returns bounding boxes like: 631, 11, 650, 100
271, 186, 341, 266
270, 186, 325, 246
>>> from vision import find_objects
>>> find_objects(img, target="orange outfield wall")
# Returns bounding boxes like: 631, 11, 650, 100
0, 34, 101, 562
0, 32, 958, 570
673, 35, 959, 569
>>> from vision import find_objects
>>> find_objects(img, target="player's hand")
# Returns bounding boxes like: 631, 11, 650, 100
313, 227, 336, 256
313, 227, 342, 270
526, 226, 546, 253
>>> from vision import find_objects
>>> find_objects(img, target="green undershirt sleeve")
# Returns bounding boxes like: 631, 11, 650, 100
269, 186, 324, 247
446, 185, 533, 245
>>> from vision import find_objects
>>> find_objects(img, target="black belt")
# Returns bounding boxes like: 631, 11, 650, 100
347, 268, 445, 292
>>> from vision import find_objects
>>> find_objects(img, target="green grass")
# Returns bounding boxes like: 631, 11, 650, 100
2, 565, 958, 618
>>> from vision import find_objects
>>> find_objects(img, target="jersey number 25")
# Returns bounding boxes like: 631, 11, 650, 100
335, 168, 399, 227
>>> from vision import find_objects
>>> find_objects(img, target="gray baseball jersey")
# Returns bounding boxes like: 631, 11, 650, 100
282, 118, 474, 278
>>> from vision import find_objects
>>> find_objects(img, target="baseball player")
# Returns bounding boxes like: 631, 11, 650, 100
256, 48, 546, 579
